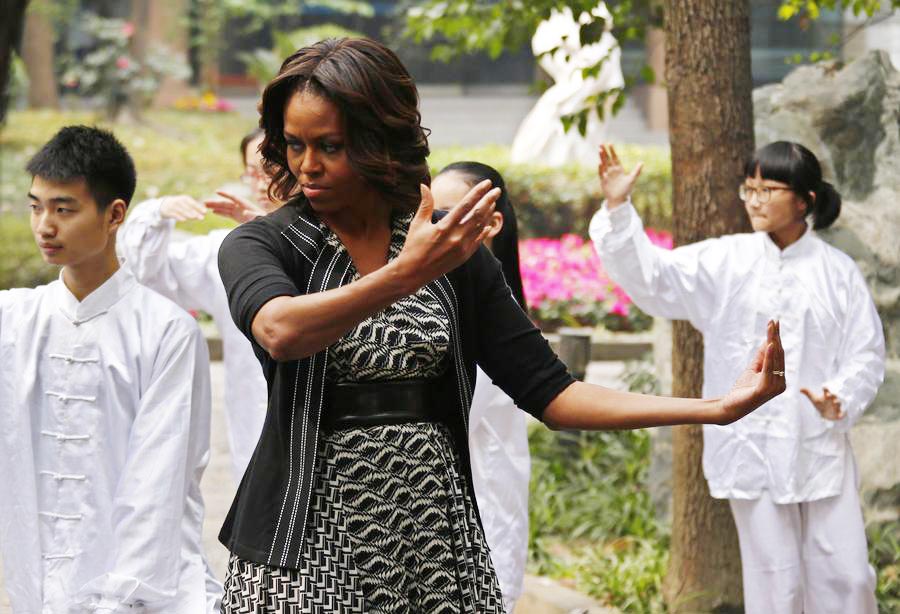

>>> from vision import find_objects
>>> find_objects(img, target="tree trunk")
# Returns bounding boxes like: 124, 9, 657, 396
134, 0, 191, 108
661, 1, 754, 612
21, 4, 58, 109
0, 0, 29, 123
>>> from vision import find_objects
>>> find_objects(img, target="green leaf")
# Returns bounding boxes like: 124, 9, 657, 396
305, 0, 375, 17
578, 19, 606, 47
778, 5, 798, 20
576, 111, 588, 137
611, 88, 626, 115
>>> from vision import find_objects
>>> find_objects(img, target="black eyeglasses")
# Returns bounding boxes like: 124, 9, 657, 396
739, 184, 792, 204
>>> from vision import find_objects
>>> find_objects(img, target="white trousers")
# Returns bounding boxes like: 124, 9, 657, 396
728, 454, 877, 614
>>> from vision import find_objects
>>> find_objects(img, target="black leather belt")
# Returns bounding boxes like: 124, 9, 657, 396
323, 379, 446, 431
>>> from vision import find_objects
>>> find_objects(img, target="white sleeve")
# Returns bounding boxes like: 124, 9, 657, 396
73, 320, 212, 612
821, 266, 886, 433
118, 199, 177, 296
589, 200, 721, 331
119, 199, 220, 313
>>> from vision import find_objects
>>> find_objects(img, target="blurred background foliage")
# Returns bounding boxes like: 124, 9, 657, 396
0, 108, 672, 292
526, 358, 668, 612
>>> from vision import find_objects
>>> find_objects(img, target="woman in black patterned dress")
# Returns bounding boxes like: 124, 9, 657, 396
216, 37, 787, 614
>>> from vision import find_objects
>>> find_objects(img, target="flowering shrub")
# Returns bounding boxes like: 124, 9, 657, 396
61, 15, 190, 119
172, 92, 236, 113
520, 230, 673, 332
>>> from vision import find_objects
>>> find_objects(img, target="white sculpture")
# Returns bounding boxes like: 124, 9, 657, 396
510, 3, 624, 167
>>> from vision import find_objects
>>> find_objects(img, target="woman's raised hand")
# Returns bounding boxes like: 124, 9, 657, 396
718, 320, 787, 424
397, 180, 500, 290
598, 144, 643, 209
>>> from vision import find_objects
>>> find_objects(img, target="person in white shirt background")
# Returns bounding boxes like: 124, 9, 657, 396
0, 125, 222, 613
590, 142, 885, 614
431, 161, 531, 614
118, 128, 279, 483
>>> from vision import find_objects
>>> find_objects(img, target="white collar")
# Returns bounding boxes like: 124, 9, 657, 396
761, 224, 816, 261
53, 266, 136, 325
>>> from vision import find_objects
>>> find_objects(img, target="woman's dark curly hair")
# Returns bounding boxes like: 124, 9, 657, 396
259, 37, 431, 210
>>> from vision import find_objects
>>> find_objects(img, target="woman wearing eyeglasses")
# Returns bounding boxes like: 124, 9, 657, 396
590, 141, 884, 614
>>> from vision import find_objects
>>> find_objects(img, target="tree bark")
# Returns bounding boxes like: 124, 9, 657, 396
0, 0, 29, 123
21, 4, 59, 109
661, 1, 754, 612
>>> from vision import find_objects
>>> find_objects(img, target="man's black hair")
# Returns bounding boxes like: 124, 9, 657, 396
26, 125, 137, 211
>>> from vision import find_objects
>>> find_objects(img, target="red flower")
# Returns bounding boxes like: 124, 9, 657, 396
122, 22, 135, 37
116, 57, 131, 70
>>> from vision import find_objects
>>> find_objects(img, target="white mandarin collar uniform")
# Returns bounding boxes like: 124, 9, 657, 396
590, 202, 885, 503
0, 267, 222, 613
468, 368, 530, 613
118, 199, 268, 483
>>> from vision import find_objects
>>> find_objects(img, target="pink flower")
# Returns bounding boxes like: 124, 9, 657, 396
519, 230, 667, 328
215, 98, 235, 112
122, 22, 135, 37
647, 228, 673, 249
116, 57, 131, 70
610, 300, 630, 317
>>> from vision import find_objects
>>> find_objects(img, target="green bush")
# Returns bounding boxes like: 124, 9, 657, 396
869, 520, 900, 611
239, 24, 366, 88
527, 358, 667, 612
429, 144, 673, 237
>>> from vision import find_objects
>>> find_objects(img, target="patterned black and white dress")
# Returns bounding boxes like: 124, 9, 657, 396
223, 213, 506, 614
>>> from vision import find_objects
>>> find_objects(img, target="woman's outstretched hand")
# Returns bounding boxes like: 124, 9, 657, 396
205, 190, 268, 224
598, 144, 643, 209
718, 320, 787, 424
396, 180, 500, 290
159, 195, 206, 221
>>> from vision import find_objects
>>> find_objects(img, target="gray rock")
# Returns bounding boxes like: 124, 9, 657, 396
754, 51, 900, 523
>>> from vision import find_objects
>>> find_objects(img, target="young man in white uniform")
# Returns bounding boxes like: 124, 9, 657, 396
118, 130, 274, 482
0, 126, 222, 613
590, 143, 884, 614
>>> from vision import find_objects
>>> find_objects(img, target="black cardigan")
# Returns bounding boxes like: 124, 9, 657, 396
217, 200, 575, 568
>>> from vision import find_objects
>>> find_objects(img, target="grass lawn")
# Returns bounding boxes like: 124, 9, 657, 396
1, 109, 251, 234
